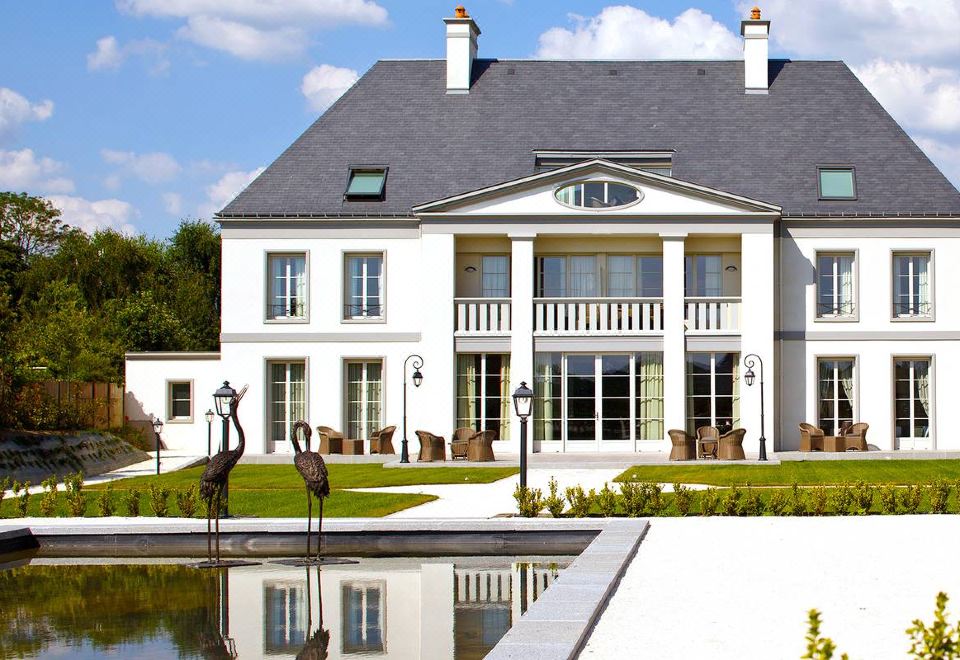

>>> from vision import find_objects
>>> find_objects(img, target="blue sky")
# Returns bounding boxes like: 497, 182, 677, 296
2, 1, 958, 238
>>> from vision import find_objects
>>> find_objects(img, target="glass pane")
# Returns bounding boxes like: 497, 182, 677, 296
346, 171, 385, 195
606, 256, 636, 297
482, 255, 510, 297
569, 256, 597, 297
583, 182, 605, 208
819, 169, 855, 198
638, 256, 663, 297
606, 183, 639, 206
538, 257, 565, 297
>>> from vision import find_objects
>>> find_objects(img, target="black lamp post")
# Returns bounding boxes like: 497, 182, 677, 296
213, 381, 237, 515
401, 355, 424, 464
743, 354, 768, 461
512, 381, 533, 488
152, 417, 164, 476
205, 409, 215, 458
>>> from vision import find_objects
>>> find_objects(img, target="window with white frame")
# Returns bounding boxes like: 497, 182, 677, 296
342, 582, 385, 653
346, 360, 382, 439
684, 255, 722, 297
268, 361, 306, 447
605, 255, 663, 297
817, 358, 855, 436
894, 358, 931, 447
345, 254, 383, 319
264, 583, 306, 652
816, 252, 856, 318
536, 255, 597, 297
481, 255, 510, 297
892, 252, 932, 318
456, 353, 511, 439
167, 381, 192, 421
267, 254, 307, 320
685, 352, 739, 435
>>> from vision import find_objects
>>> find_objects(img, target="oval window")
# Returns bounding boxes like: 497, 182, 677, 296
554, 181, 641, 209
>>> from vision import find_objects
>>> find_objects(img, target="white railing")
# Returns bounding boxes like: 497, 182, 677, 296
534, 298, 663, 335
685, 297, 741, 333
455, 298, 511, 335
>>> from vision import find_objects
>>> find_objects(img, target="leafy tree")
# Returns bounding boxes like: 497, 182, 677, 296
110, 291, 188, 354
0, 192, 68, 258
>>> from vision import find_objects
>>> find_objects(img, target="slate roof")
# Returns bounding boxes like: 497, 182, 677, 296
220, 59, 960, 218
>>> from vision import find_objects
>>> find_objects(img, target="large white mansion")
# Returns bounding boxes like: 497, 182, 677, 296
125, 8, 960, 457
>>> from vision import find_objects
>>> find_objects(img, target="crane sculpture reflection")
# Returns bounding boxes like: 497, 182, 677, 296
291, 421, 330, 562
296, 565, 330, 660
200, 384, 248, 564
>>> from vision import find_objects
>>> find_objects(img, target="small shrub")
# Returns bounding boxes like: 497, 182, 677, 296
565, 485, 593, 518
149, 484, 171, 517
721, 486, 742, 516
0, 476, 10, 512
644, 483, 665, 516
791, 483, 809, 516
879, 485, 899, 514
64, 472, 86, 517
902, 484, 923, 514
176, 485, 198, 518
39, 475, 59, 517
596, 482, 618, 517
97, 484, 115, 517
13, 481, 30, 517
543, 477, 566, 518
740, 484, 765, 517
929, 480, 951, 514
852, 481, 875, 515
619, 481, 645, 517
672, 483, 692, 516
906, 592, 960, 658
123, 488, 142, 516
810, 486, 829, 516
768, 489, 790, 516
700, 487, 720, 516
802, 609, 848, 660
831, 483, 854, 516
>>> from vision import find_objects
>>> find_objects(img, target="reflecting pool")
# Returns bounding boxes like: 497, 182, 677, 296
0, 555, 567, 659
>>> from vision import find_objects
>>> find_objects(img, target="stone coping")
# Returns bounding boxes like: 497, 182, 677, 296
779, 450, 960, 461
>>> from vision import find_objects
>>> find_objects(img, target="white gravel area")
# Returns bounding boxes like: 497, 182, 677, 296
580, 516, 960, 660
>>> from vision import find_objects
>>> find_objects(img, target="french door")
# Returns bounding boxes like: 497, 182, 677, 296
894, 358, 932, 450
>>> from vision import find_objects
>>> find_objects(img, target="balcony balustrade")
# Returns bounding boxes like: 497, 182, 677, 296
534, 297, 663, 335
455, 298, 512, 335
684, 297, 741, 333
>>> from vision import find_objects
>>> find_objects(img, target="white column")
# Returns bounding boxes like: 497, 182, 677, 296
509, 234, 535, 449
740, 230, 775, 454
661, 234, 687, 440
419, 563, 455, 659
418, 233, 456, 442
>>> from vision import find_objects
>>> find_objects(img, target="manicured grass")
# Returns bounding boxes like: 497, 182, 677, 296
616, 460, 960, 487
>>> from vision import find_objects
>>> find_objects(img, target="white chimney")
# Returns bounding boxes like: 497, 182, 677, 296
444, 5, 481, 94
741, 6, 770, 94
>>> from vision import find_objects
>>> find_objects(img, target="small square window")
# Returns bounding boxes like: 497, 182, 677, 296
168, 381, 192, 421
818, 167, 856, 200
345, 167, 387, 200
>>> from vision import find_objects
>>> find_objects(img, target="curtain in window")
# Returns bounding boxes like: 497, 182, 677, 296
916, 363, 930, 419
840, 368, 855, 417
293, 261, 306, 313
499, 357, 510, 439
365, 362, 382, 436
838, 256, 854, 313
456, 355, 478, 427
534, 354, 555, 441
606, 255, 635, 297
271, 257, 286, 313
482, 256, 510, 298
569, 256, 597, 297
732, 357, 740, 428
636, 353, 663, 440
917, 257, 930, 308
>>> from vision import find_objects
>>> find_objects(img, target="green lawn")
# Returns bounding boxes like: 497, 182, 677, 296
2, 464, 518, 519
616, 460, 960, 486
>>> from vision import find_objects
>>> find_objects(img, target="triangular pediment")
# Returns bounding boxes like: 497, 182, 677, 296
412, 159, 780, 216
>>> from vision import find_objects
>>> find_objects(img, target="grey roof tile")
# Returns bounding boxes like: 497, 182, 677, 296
221, 59, 960, 218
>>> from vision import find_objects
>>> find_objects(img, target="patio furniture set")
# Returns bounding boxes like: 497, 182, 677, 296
314, 424, 497, 462
798, 422, 869, 452
669, 427, 747, 461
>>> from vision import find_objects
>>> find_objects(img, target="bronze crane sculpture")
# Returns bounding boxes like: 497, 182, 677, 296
199, 384, 248, 566
296, 564, 330, 660
290, 420, 330, 562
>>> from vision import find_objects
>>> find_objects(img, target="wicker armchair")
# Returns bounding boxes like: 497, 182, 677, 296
696, 426, 720, 459
718, 428, 747, 460
450, 427, 474, 460
316, 425, 344, 454
415, 430, 446, 462
843, 422, 869, 451
668, 429, 697, 461
798, 423, 824, 452
369, 425, 397, 454
467, 429, 496, 462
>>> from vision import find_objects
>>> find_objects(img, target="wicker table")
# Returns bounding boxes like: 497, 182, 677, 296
823, 436, 845, 452
342, 438, 365, 455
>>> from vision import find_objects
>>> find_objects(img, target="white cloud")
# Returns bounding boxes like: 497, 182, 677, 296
0, 149, 74, 194
87, 36, 124, 70
854, 59, 960, 134
915, 138, 960, 190
162, 192, 182, 215
536, 7, 741, 59
0, 88, 54, 142
199, 166, 264, 217
739, 0, 960, 65
117, 0, 388, 61
301, 64, 359, 111
48, 195, 138, 235
101, 149, 181, 184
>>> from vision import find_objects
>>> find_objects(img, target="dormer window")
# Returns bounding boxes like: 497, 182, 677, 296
345, 167, 387, 200
818, 167, 856, 200
555, 181, 642, 210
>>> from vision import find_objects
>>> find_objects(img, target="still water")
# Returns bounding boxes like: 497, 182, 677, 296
0, 555, 567, 659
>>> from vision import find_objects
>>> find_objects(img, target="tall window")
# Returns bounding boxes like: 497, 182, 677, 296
534, 353, 563, 441
605, 256, 663, 297
817, 253, 855, 318
481, 256, 510, 297
895, 358, 931, 448
267, 254, 306, 320
686, 353, 739, 434
536, 256, 597, 297
456, 354, 510, 439
268, 362, 306, 447
345, 254, 383, 319
818, 358, 855, 436
167, 381, 192, 421
893, 253, 931, 318
346, 361, 382, 439
635, 352, 664, 440
264, 583, 306, 653
342, 582, 385, 654
685, 255, 722, 297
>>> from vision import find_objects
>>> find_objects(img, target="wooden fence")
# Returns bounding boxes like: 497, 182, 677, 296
41, 381, 124, 430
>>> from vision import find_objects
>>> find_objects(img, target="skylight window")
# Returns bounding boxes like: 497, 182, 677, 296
345, 167, 387, 200
818, 167, 856, 200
